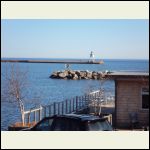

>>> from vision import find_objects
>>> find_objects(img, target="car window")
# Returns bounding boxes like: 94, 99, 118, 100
87, 120, 113, 131
52, 118, 82, 131
34, 118, 54, 131
52, 118, 69, 131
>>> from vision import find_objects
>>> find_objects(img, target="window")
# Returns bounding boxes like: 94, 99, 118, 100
52, 118, 69, 131
142, 88, 149, 109
34, 118, 54, 131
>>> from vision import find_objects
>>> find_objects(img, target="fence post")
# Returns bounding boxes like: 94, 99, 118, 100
58, 102, 60, 115
82, 96, 84, 108
49, 105, 51, 116
44, 106, 46, 118
39, 105, 42, 121
76, 96, 78, 111
73, 98, 75, 112
84, 94, 86, 107
33, 111, 36, 123
69, 100, 72, 113
38, 109, 40, 121
79, 96, 81, 109
81, 96, 83, 108
87, 94, 90, 107
27, 113, 30, 124
66, 100, 68, 114
62, 101, 64, 115
54, 102, 56, 115
78, 97, 80, 110
80, 96, 82, 109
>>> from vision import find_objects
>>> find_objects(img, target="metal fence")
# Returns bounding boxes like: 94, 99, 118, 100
23, 90, 114, 124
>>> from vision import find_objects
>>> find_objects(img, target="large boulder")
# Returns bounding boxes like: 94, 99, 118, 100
101, 73, 106, 78
92, 71, 98, 76
58, 72, 67, 78
75, 71, 81, 76
92, 71, 98, 79
64, 70, 69, 76
86, 72, 92, 79
72, 74, 78, 80
97, 72, 102, 79
80, 71, 87, 78
68, 70, 76, 75
67, 74, 73, 79
93, 75, 97, 80
50, 72, 58, 78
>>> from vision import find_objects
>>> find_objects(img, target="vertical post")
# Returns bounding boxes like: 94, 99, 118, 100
54, 102, 56, 115
82, 96, 84, 108
49, 105, 51, 116
39, 105, 42, 120
66, 100, 68, 114
78, 96, 80, 110
76, 96, 78, 111
95, 92, 97, 113
62, 101, 64, 115
84, 94, 86, 107
44, 106, 46, 118
87, 94, 90, 107
34, 111, 36, 123
73, 98, 75, 112
38, 109, 40, 121
79, 96, 81, 109
27, 113, 30, 124
80, 96, 82, 109
58, 102, 60, 115
110, 114, 112, 125
23, 112, 25, 126
69, 100, 72, 113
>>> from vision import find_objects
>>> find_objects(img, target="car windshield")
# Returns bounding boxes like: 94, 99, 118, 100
34, 118, 54, 131
87, 120, 113, 131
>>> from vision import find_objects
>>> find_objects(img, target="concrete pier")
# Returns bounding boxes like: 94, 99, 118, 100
1, 59, 104, 64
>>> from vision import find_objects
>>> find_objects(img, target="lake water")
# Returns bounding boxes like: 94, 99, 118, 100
1, 59, 149, 130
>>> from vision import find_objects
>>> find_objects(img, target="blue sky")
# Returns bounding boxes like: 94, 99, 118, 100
1, 19, 149, 59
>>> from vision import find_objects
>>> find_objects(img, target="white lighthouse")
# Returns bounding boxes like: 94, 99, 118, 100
89, 51, 95, 62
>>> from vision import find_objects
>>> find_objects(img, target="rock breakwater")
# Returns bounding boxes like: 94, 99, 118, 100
50, 70, 111, 80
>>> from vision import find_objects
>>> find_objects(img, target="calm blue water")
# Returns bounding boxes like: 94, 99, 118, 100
1, 59, 149, 130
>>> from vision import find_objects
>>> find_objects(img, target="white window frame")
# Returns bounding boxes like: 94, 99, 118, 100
141, 87, 149, 110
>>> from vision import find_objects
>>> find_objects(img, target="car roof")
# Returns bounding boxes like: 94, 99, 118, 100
49, 114, 107, 122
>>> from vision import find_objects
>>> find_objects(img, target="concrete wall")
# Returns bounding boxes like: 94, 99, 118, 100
115, 78, 149, 128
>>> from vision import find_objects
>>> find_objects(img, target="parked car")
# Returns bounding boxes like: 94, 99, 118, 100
22, 114, 113, 131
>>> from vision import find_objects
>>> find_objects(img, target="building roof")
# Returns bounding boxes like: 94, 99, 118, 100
110, 71, 149, 76
107, 71, 149, 79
